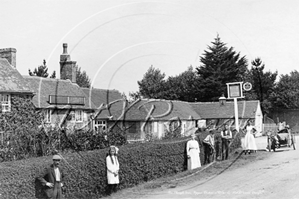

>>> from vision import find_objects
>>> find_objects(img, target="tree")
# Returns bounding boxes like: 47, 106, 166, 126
164, 66, 199, 102
76, 66, 91, 88
28, 60, 56, 78
50, 70, 56, 78
196, 35, 248, 101
137, 66, 166, 99
128, 91, 141, 102
271, 70, 299, 109
245, 58, 277, 115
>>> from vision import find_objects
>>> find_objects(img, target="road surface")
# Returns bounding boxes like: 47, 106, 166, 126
138, 136, 299, 199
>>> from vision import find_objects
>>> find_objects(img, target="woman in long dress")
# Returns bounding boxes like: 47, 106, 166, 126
186, 134, 201, 170
106, 146, 120, 195
243, 122, 257, 154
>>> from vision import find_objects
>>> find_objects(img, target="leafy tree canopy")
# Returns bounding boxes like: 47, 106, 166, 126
76, 66, 91, 88
128, 91, 141, 102
164, 66, 199, 102
28, 59, 56, 78
137, 65, 166, 99
244, 58, 277, 115
271, 70, 299, 109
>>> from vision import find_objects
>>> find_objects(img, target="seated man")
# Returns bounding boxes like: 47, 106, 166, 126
277, 127, 291, 146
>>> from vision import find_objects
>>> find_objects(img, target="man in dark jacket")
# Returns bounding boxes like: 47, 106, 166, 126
39, 154, 65, 199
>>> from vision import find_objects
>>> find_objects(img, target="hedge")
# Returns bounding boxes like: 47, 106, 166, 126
0, 130, 241, 199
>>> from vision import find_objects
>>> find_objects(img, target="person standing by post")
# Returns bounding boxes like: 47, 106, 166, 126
106, 146, 120, 195
203, 129, 215, 164
243, 121, 257, 154
186, 134, 201, 170
39, 154, 65, 199
221, 124, 232, 160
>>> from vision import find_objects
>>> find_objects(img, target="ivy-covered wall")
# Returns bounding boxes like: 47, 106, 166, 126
0, 95, 43, 161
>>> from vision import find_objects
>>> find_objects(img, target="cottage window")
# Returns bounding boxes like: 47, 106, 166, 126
95, 120, 107, 132
68, 110, 83, 122
75, 110, 83, 122
1, 94, 11, 112
69, 111, 76, 121
45, 109, 51, 123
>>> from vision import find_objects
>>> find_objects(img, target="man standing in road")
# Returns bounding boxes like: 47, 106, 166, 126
39, 154, 65, 199
203, 129, 215, 164
221, 124, 232, 160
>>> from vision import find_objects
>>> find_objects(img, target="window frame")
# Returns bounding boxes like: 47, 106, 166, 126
45, 109, 51, 123
1, 94, 11, 113
69, 110, 83, 122
75, 110, 83, 122
95, 120, 107, 132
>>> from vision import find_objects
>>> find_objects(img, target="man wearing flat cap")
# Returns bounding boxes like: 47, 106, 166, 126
39, 154, 65, 199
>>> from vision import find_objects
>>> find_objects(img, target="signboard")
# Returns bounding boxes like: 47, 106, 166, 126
226, 82, 244, 99
243, 82, 252, 91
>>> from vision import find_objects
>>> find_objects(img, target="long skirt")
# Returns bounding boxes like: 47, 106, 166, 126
244, 133, 257, 150
187, 149, 201, 170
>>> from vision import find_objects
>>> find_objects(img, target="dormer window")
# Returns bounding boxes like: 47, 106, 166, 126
1, 94, 11, 112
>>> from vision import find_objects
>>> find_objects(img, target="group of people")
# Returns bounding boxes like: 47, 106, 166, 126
186, 121, 259, 171
39, 122, 259, 198
186, 124, 233, 170
39, 145, 120, 199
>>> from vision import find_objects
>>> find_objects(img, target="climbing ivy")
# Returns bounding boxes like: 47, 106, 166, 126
0, 95, 43, 161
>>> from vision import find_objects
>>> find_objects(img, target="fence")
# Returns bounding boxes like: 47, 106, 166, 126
262, 123, 278, 135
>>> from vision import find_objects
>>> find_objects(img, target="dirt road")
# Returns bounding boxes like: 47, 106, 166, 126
138, 136, 299, 199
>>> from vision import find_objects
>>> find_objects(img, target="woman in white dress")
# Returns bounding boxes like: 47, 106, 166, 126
243, 122, 257, 154
106, 146, 119, 195
186, 134, 201, 170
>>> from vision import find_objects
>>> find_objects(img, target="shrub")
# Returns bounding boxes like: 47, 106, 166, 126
0, 130, 242, 199
0, 138, 186, 199
0, 98, 126, 162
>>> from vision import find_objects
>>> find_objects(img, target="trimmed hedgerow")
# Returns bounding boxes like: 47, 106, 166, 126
0, 130, 241, 199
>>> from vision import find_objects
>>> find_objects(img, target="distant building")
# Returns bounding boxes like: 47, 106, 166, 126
190, 99, 263, 133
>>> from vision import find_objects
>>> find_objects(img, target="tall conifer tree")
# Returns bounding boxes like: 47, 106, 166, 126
196, 35, 248, 101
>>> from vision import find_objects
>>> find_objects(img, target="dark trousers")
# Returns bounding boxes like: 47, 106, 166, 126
106, 184, 118, 195
203, 142, 213, 164
50, 182, 62, 199
222, 139, 229, 160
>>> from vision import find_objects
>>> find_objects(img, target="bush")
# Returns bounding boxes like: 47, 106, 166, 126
0, 131, 242, 199
0, 100, 126, 162
0, 138, 186, 199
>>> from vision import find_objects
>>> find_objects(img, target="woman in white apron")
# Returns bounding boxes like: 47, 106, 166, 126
106, 146, 119, 195
186, 134, 201, 170
243, 122, 257, 154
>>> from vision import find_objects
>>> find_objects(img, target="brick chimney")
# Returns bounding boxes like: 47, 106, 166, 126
0, 48, 16, 68
60, 43, 77, 83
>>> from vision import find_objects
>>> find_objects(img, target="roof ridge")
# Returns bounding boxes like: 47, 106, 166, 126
82, 87, 121, 92
23, 75, 69, 82
190, 100, 259, 104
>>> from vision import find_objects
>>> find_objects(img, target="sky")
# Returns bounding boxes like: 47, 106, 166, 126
1, 0, 299, 96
